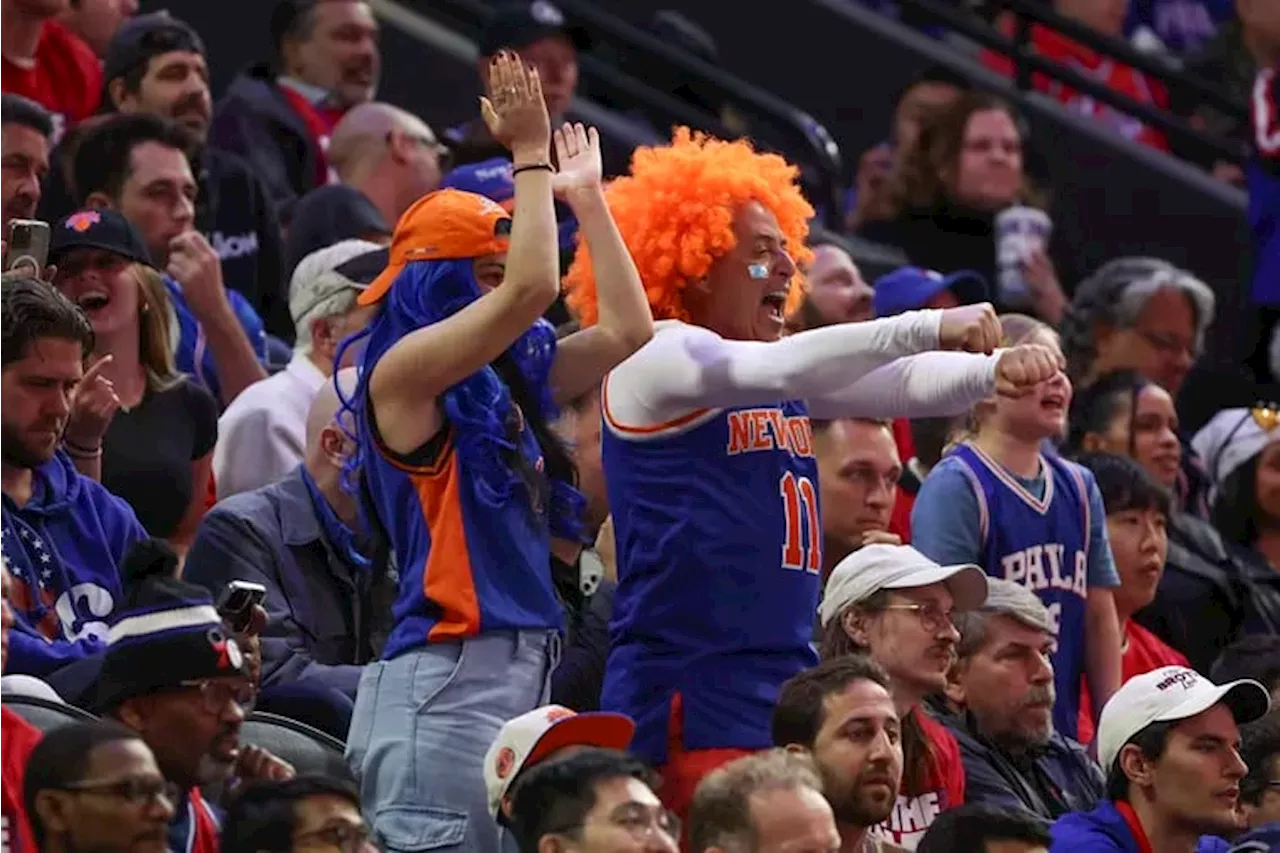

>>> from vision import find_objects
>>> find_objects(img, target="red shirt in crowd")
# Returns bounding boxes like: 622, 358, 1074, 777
981, 20, 1170, 152
0, 20, 101, 143
889, 419, 915, 543
873, 707, 966, 849
276, 84, 346, 189
1076, 619, 1189, 745
2, 707, 41, 853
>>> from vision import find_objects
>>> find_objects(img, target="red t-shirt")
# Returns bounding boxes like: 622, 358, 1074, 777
889, 419, 915, 543
2, 708, 42, 853
0, 20, 101, 143
981, 20, 1170, 152
872, 707, 966, 850
1077, 620, 1189, 745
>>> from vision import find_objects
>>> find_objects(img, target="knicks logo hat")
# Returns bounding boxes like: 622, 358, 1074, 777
358, 188, 513, 307
483, 704, 635, 823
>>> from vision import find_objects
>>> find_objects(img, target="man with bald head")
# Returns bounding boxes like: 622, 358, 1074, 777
186, 368, 395, 736
328, 102, 445, 227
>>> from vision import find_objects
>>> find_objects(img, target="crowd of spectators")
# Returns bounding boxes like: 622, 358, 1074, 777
0, 0, 1278, 851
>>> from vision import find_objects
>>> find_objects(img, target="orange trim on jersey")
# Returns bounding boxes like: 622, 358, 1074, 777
409, 439, 481, 641
601, 377, 711, 435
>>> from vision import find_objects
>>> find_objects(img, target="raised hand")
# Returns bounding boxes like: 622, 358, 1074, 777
994, 343, 1065, 398
480, 50, 550, 160
65, 355, 121, 450
938, 302, 1000, 354
551, 122, 603, 204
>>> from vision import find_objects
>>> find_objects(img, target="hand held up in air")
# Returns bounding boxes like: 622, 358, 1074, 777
937, 302, 1001, 354
551, 122, 603, 207
65, 355, 121, 449
994, 343, 1065, 398
480, 51, 551, 163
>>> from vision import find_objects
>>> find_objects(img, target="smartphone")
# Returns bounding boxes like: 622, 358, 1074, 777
217, 580, 267, 632
6, 219, 50, 275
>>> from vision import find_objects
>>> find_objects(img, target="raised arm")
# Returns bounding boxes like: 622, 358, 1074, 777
606, 303, 1002, 429
369, 53, 560, 455
806, 343, 1062, 420
549, 124, 653, 405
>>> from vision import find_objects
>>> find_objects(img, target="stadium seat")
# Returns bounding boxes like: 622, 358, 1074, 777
2, 695, 99, 733
240, 711, 354, 782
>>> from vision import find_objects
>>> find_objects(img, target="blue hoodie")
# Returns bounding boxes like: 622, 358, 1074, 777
1, 451, 145, 676
1051, 800, 1230, 852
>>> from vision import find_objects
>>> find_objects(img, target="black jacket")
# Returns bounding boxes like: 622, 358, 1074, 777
210, 63, 324, 223
550, 547, 615, 711
932, 699, 1105, 824
1135, 512, 1280, 672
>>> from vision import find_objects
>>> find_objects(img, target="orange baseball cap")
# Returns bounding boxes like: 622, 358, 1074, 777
357, 188, 513, 306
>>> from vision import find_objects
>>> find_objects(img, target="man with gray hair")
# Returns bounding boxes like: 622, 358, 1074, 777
213, 239, 383, 497
934, 578, 1105, 824
328, 102, 447, 228
689, 749, 844, 853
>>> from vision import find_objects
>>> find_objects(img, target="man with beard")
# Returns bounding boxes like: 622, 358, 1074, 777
211, 0, 381, 220
94, 565, 294, 853
772, 656, 909, 853
936, 578, 1105, 823
57, 13, 290, 342
0, 94, 51, 234
0, 276, 145, 677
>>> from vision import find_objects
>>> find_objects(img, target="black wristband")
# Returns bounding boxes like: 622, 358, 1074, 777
512, 163, 553, 177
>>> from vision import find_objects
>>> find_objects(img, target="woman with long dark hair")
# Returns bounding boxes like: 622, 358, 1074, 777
338, 54, 653, 853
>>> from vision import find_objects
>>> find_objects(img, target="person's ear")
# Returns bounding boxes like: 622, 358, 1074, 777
319, 424, 346, 466
108, 78, 130, 111
34, 790, 74, 837
842, 607, 871, 646
783, 743, 811, 757
310, 316, 338, 366
1118, 743, 1155, 790
84, 192, 114, 210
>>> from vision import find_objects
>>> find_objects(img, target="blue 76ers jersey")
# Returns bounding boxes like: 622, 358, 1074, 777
600, 395, 821, 765
950, 444, 1091, 740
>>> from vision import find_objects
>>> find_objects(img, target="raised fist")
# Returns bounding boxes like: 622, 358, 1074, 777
938, 302, 1001, 354
994, 343, 1065, 398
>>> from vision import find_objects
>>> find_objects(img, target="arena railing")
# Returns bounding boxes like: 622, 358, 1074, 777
401, 0, 849, 230
894, 0, 1248, 166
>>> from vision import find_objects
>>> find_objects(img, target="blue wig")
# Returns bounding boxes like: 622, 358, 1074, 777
336, 259, 586, 543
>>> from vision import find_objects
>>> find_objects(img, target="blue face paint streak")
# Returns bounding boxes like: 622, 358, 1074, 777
748, 263, 770, 280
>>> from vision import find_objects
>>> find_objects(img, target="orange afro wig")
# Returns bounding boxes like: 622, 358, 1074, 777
564, 128, 815, 326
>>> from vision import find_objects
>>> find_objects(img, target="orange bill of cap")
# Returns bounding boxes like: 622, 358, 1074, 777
357, 188, 513, 306
524, 712, 636, 769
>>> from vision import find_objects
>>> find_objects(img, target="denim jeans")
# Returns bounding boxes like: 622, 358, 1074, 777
346, 630, 559, 853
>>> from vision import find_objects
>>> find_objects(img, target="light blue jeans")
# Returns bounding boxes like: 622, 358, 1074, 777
345, 630, 559, 853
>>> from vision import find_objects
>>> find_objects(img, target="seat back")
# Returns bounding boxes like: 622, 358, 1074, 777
2, 695, 98, 733
240, 712, 353, 782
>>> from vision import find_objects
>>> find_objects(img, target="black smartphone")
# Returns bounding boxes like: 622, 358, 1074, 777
6, 219, 50, 275
217, 580, 267, 632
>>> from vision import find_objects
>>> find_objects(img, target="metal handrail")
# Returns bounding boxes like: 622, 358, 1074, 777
898, 0, 1245, 164
992, 0, 1246, 118
528, 0, 847, 227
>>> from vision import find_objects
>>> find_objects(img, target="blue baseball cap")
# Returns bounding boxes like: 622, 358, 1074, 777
441, 157, 516, 210
873, 266, 989, 317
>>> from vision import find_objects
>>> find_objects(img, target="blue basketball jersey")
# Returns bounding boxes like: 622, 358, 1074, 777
949, 444, 1091, 740
600, 394, 821, 765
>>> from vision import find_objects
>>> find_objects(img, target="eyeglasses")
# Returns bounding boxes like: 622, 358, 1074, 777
60, 776, 180, 808
880, 602, 956, 633
549, 806, 681, 843
1135, 329, 1197, 360
178, 678, 257, 714
294, 822, 375, 853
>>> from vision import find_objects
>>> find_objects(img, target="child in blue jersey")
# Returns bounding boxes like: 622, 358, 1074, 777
337, 54, 653, 853
913, 314, 1123, 743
